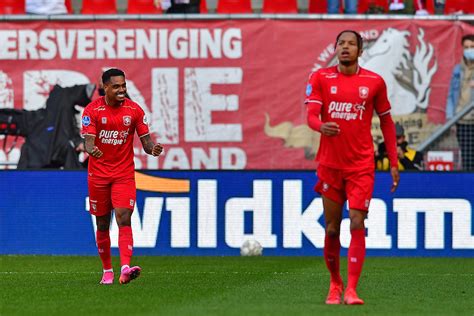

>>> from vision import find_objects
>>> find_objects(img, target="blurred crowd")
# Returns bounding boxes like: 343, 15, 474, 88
0, 0, 472, 15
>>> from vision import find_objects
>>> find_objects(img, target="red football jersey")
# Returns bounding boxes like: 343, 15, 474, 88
305, 66, 391, 170
81, 97, 149, 178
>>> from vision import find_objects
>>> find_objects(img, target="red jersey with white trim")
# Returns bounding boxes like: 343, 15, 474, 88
81, 97, 149, 178
305, 65, 391, 170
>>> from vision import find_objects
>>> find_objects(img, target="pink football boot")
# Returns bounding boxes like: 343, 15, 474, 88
119, 266, 141, 284
99, 271, 114, 285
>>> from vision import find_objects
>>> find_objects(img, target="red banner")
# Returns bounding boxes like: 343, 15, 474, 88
0, 19, 472, 169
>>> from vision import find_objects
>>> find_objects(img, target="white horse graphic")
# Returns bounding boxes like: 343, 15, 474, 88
360, 28, 437, 115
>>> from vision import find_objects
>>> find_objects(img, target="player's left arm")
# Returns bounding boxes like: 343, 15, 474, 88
140, 134, 163, 157
375, 79, 399, 192
135, 107, 163, 157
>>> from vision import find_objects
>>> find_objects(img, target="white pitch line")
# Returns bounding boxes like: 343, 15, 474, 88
0, 271, 473, 276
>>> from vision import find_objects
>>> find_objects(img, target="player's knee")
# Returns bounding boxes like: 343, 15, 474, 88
115, 214, 131, 227
326, 228, 340, 238
96, 222, 110, 231
349, 218, 365, 230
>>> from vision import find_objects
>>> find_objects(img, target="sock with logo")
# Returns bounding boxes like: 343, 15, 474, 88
324, 234, 342, 284
96, 230, 112, 270
347, 228, 366, 289
118, 226, 133, 267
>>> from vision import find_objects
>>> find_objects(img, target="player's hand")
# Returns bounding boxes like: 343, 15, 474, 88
89, 146, 103, 158
390, 166, 400, 193
397, 146, 405, 159
320, 122, 340, 136
152, 143, 163, 157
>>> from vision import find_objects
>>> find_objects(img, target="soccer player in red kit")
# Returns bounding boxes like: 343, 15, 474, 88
305, 30, 400, 305
81, 68, 163, 285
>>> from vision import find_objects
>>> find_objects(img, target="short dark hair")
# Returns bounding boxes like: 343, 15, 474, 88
102, 68, 125, 84
461, 34, 474, 45
335, 30, 363, 51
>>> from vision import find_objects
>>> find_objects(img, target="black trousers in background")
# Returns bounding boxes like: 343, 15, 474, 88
457, 123, 474, 171
166, 0, 200, 13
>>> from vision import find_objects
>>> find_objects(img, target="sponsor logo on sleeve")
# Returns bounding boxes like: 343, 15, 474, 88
306, 84, 312, 96
82, 116, 91, 126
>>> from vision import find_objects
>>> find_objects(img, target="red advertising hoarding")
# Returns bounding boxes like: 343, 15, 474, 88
0, 19, 472, 169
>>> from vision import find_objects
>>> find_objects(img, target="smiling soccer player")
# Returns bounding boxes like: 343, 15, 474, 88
82, 68, 163, 285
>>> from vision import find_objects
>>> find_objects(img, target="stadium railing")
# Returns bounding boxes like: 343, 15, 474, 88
417, 103, 474, 171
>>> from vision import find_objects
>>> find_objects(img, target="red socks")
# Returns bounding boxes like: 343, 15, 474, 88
324, 234, 342, 284
96, 230, 112, 270
119, 226, 134, 267
347, 229, 366, 290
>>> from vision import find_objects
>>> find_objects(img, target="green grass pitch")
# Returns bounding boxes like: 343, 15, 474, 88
1, 256, 473, 315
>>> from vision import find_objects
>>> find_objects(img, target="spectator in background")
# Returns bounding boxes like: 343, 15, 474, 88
446, 34, 474, 171
389, 0, 428, 15
413, 0, 429, 15
327, 0, 358, 14
388, 0, 405, 12
155, 0, 200, 13
376, 123, 423, 171
26, 0, 67, 14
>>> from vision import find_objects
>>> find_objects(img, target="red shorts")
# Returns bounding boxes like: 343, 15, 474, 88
88, 176, 136, 216
314, 165, 374, 211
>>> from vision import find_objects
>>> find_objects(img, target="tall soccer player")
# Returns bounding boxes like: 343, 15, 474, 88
305, 30, 400, 304
81, 68, 163, 285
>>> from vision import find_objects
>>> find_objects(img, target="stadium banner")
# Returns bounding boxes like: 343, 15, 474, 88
0, 19, 473, 169
1, 170, 473, 257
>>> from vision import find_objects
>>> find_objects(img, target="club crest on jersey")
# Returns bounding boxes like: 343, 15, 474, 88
330, 86, 337, 94
123, 116, 131, 126
359, 86, 369, 99
82, 116, 90, 126
101, 117, 107, 124
322, 182, 329, 192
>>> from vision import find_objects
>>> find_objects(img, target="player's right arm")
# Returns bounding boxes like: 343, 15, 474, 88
84, 135, 103, 158
305, 71, 340, 136
81, 106, 103, 158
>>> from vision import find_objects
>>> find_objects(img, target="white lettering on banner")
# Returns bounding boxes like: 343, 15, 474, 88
283, 180, 325, 248
166, 198, 191, 247
23, 70, 90, 110
87, 184, 473, 250
152, 68, 179, 144
198, 180, 217, 247
158, 147, 246, 170
394, 199, 474, 249
225, 180, 277, 248
0, 28, 242, 60
365, 199, 392, 248
152, 67, 243, 145
317, 44, 335, 63
39, 29, 57, 60
88, 197, 162, 247
185, 68, 243, 142
96, 29, 117, 59
0, 31, 17, 59
19, 30, 38, 59
56, 30, 76, 59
